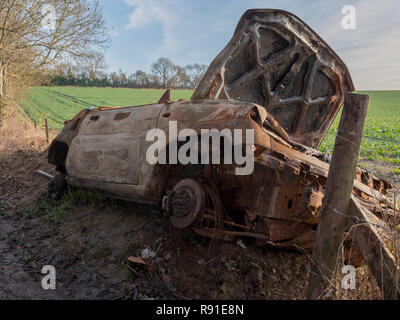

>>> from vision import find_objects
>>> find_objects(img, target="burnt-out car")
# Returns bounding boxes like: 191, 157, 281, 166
47, 9, 394, 255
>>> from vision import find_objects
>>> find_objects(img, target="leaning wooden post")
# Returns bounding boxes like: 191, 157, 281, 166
349, 195, 400, 299
307, 93, 369, 299
45, 118, 49, 145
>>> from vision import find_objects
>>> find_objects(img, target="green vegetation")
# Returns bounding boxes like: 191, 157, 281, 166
320, 91, 400, 162
24, 197, 72, 224
24, 186, 120, 224
65, 186, 109, 208
20, 86, 193, 129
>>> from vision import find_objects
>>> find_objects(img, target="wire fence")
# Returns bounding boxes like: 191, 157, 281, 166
325, 130, 400, 249
338, 130, 400, 144
310, 128, 400, 299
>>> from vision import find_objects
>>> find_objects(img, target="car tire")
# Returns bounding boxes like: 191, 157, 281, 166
49, 173, 67, 198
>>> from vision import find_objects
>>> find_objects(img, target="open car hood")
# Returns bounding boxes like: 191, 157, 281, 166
192, 9, 354, 149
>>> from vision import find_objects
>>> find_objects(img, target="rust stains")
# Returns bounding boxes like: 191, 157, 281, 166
114, 112, 131, 121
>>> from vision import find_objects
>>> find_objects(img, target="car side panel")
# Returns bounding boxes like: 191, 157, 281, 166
66, 104, 163, 185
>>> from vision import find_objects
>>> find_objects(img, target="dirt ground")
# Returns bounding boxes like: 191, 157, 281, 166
0, 125, 385, 300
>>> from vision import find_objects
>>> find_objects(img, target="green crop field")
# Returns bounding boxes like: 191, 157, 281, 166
21, 87, 400, 164
320, 91, 400, 165
20, 86, 193, 129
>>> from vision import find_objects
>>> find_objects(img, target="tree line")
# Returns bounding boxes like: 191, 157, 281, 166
49, 57, 208, 89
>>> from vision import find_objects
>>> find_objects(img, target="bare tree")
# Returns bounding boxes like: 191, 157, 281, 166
185, 63, 207, 88
79, 52, 107, 82
0, 0, 109, 125
151, 57, 175, 88
169, 65, 189, 88
134, 70, 151, 88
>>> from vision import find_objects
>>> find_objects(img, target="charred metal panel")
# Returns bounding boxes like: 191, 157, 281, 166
77, 104, 163, 135
66, 104, 163, 185
67, 133, 143, 184
193, 9, 354, 149
157, 100, 267, 127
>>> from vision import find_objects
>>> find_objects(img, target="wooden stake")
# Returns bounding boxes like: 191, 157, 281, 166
45, 118, 49, 144
349, 195, 400, 299
307, 93, 369, 299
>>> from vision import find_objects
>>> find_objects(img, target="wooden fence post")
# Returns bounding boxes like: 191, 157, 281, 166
34, 120, 37, 131
307, 93, 369, 299
45, 118, 49, 145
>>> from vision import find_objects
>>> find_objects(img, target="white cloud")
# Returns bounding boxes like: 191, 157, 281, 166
123, 0, 184, 62
121, 0, 324, 68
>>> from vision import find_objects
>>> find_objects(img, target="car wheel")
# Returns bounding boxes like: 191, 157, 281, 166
49, 173, 67, 198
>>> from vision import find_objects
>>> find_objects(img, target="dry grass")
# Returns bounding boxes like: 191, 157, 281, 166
332, 164, 400, 300
373, 163, 400, 266
0, 102, 57, 154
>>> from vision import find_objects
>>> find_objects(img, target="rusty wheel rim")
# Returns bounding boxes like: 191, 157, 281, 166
169, 179, 206, 229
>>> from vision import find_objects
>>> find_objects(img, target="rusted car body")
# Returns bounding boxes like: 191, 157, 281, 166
48, 9, 394, 255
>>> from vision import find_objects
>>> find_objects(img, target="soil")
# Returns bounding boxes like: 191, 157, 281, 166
0, 133, 385, 300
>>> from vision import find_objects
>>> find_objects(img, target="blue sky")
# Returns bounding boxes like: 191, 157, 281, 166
99, 0, 400, 90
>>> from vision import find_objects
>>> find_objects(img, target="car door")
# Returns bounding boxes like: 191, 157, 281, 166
65, 104, 164, 185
